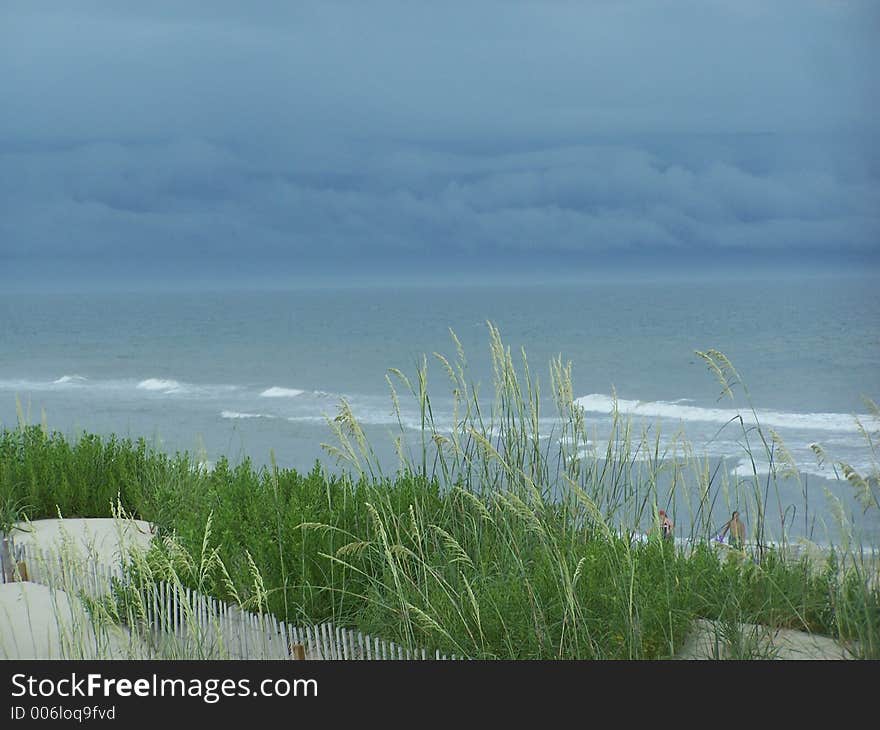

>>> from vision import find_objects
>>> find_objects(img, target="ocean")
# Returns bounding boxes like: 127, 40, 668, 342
2, 274, 878, 543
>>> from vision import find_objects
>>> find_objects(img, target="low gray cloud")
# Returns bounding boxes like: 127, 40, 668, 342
1, 1, 878, 284
3, 137, 877, 262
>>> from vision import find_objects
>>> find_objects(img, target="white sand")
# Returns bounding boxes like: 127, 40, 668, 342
9, 517, 155, 567
0, 582, 142, 659
0, 517, 157, 660
676, 618, 855, 660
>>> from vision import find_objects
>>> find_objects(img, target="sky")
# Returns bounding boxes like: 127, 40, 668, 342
1, 0, 879, 289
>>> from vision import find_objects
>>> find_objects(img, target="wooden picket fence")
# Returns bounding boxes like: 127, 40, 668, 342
0, 538, 460, 661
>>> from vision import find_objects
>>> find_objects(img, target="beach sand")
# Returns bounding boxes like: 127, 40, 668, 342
1, 516, 155, 659
9, 517, 154, 567
0, 581, 142, 659
676, 618, 855, 660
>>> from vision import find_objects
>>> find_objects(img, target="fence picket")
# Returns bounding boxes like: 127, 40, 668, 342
174, 583, 180, 640
266, 615, 274, 659
187, 587, 194, 648
240, 607, 247, 659
200, 595, 208, 654
347, 628, 356, 661
269, 615, 278, 659
280, 621, 289, 659
183, 584, 189, 641
210, 598, 218, 656
276, 616, 285, 660
168, 582, 174, 641
259, 613, 267, 659
220, 602, 228, 658
241, 608, 249, 659
159, 581, 166, 635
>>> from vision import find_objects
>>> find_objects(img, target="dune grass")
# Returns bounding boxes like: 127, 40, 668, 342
1, 325, 878, 658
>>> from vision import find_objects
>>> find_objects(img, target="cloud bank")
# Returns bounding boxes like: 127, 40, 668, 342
1, 1, 878, 286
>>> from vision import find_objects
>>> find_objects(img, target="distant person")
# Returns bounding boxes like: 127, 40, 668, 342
719, 511, 746, 549
658, 509, 673, 542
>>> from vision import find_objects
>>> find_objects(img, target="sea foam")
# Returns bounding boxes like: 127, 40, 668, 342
221, 411, 273, 420
260, 387, 305, 398
53, 375, 88, 385
137, 378, 185, 393
726, 458, 863, 481
575, 394, 867, 434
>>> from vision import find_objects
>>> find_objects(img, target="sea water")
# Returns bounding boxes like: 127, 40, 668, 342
1, 274, 878, 544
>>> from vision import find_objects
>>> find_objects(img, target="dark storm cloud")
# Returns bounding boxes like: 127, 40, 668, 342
1, 1, 878, 283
